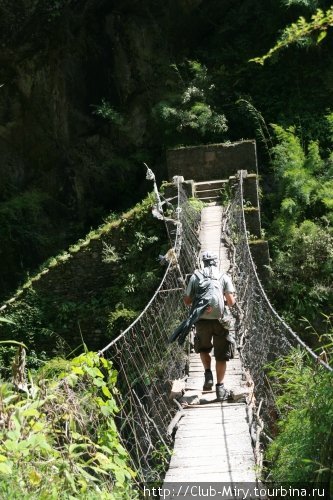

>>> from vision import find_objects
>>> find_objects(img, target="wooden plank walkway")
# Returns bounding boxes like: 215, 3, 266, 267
165, 354, 255, 483
163, 202, 257, 494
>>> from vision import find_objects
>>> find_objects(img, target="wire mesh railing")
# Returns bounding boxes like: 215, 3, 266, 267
227, 171, 332, 432
99, 180, 201, 482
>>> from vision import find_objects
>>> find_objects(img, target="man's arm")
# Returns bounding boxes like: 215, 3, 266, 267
223, 274, 236, 307
224, 292, 235, 307
184, 295, 192, 306
184, 273, 196, 306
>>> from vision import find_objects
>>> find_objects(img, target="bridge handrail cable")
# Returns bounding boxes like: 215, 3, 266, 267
98, 179, 201, 482
237, 171, 332, 373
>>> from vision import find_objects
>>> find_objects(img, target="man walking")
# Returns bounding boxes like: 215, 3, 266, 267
184, 251, 235, 401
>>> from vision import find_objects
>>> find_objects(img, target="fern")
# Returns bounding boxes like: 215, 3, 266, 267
266, 348, 333, 484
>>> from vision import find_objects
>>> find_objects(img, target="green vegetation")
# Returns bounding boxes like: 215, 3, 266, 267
0, 190, 69, 302
0, 351, 137, 499
188, 197, 206, 212
2, 0, 333, 302
251, 6, 333, 65
152, 60, 228, 146
0, 193, 167, 376
1, 0, 333, 489
265, 124, 333, 332
265, 338, 333, 486
93, 99, 124, 127
261, 120, 333, 489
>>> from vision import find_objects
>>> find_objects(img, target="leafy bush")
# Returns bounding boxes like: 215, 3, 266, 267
0, 351, 138, 499
0, 291, 58, 378
93, 99, 124, 127
266, 348, 333, 485
271, 220, 333, 327
153, 60, 228, 145
0, 190, 63, 301
266, 124, 333, 329
0, 193, 166, 369
108, 306, 139, 336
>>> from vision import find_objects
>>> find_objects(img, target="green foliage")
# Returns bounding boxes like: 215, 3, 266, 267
251, 7, 333, 64
281, 0, 319, 6
127, 231, 159, 254
102, 243, 120, 264
150, 444, 172, 481
108, 306, 138, 335
266, 348, 333, 484
0, 351, 137, 498
0, 190, 63, 301
270, 125, 321, 218
269, 221, 333, 325
106, 268, 160, 337
269, 123, 333, 219
267, 125, 333, 328
0, 193, 166, 365
46, 0, 69, 19
93, 99, 124, 127
0, 291, 57, 378
153, 60, 228, 145
188, 197, 206, 212
237, 99, 274, 156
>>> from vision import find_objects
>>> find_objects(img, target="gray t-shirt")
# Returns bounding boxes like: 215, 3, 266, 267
185, 266, 235, 320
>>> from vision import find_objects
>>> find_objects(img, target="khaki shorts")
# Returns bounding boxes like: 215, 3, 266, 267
194, 319, 232, 361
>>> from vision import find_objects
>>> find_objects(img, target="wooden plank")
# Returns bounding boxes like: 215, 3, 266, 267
179, 406, 248, 419
175, 420, 250, 434
176, 422, 249, 434
176, 418, 249, 429
169, 458, 255, 468
177, 415, 242, 424
173, 437, 252, 448
188, 366, 243, 373
184, 402, 247, 409
175, 425, 249, 435
166, 471, 256, 482
169, 459, 255, 469
178, 410, 249, 422
187, 369, 244, 376
186, 376, 244, 386
172, 439, 253, 454
168, 466, 256, 478
181, 409, 248, 416
173, 427, 250, 439
172, 444, 254, 456
164, 470, 256, 482
173, 428, 252, 440
169, 456, 255, 468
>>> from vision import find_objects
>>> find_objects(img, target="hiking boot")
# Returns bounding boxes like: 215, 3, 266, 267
216, 383, 230, 402
203, 369, 213, 391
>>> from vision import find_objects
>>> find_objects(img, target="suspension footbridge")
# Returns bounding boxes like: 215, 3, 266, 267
162, 202, 256, 488
99, 169, 332, 496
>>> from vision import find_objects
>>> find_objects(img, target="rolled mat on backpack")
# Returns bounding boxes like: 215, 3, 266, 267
168, 301, 209, 345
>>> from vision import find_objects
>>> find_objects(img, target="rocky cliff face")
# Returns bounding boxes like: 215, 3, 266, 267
0, 0, 203, 297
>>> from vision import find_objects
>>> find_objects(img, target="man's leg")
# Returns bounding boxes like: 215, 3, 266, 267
215, 359, 229, 401
200, 351, 211, 370
213, 324, 231, 401
216, 360, 226, 384
200, 352, 214, 390
195, 321, 214, 391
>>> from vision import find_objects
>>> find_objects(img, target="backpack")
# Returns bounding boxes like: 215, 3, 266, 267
169, 266, 228, 345
192, 267, 225, 319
